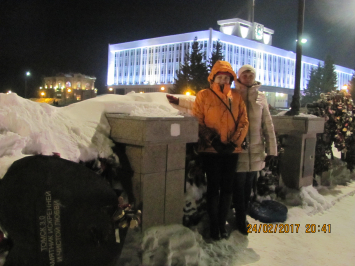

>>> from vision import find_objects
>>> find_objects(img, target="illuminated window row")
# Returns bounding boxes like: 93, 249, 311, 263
108, 30, 354, 90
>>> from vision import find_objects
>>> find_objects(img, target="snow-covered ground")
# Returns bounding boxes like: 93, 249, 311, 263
1, 93, 355, 266
115, 182, 355, 266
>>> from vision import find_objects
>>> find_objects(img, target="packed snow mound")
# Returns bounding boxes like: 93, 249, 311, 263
141, 224, 255, 266
0, 92, 181, 179
300, 185, 333, 214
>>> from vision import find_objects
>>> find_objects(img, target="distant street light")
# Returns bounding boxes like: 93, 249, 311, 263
25, 71, 31, 98
7, 90, 12, 94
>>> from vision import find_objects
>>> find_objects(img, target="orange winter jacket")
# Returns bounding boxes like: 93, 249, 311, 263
192, 83, 249, 153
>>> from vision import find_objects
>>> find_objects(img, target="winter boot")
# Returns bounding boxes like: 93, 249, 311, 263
234, 196, 249, 235
207, 195, 220, 240
235, 211, 249, 235
218, 193, 233, 239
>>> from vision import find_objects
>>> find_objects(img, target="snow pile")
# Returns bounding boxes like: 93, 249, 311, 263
299, 185, 333, 214
141, 224, 256, 266
0, 92, 180, 179
142, 224, 202, 266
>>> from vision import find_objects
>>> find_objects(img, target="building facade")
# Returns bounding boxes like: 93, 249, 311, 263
39, 73, 97, 102
107, 18, 354, 108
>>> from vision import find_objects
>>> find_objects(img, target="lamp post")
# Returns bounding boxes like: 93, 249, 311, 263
25, 71, 31, 98
286, 0, 305, 116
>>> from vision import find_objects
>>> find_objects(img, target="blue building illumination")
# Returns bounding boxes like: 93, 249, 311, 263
107, 18, 354, 107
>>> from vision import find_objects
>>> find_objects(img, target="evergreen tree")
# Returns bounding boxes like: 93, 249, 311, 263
172, 37, 209, 95
208, 40, 224, 71
173, 52, 191, 94
321, 55, 338, 93
301, 63, 323, 105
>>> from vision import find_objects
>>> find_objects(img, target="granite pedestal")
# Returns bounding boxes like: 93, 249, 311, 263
106, 114, 198, 231
272, 116, 324, 189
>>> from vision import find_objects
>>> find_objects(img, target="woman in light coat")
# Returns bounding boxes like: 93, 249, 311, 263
233, 65, 277, 235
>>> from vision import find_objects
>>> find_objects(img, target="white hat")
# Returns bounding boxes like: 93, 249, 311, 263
238, 65, 256, 78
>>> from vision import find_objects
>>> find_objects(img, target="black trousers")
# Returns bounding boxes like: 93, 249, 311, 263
233, 171, 257, 215
201, 153, 239, 197
201, 153, 239, 237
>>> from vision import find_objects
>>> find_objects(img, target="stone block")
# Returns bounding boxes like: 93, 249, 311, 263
106, 114, 198, 145
125, 145, 143, 174
167, 143, 186, 171
141, 144, 167, 174
126, 144, 167, 174
272, 115, 324, 189
131, 172, 142, 206
141, 172, 166, 231
106, 114, 199, 231
272, 116, 324, 134
165, 169, 185, 225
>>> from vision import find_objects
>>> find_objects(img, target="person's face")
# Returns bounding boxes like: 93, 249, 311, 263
239, 71, 255, 87
214, 74, 231, 85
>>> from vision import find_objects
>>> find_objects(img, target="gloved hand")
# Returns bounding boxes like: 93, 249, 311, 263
225, 142, 237, 153
211, 138, 236, 154
166, 94, 179, 105
264, 155, 275, 163
264, 155, 275, 167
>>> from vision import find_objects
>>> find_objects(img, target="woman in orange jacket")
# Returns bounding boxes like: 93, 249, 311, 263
192, 61, 249, 240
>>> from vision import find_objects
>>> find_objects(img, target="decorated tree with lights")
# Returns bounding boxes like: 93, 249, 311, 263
306, 90, 355, 175
349, 73, 355, 101
172, 37, 209, 95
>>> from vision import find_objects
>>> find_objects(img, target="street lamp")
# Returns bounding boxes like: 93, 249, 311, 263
296, 38, 307, 44
25, 71, 31, 98
286, 0, 305, 116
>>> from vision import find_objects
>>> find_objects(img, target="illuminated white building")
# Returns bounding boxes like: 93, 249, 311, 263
107, 18, 354, 107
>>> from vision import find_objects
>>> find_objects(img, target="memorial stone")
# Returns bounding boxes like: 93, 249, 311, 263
0, 155, 120, 266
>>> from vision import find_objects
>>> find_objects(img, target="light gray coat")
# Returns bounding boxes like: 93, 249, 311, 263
234, 80, 277, 172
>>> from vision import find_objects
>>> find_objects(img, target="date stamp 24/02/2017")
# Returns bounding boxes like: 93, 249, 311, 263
247, 224, 332, 234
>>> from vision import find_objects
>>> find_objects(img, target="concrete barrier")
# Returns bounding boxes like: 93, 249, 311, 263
106, 114, 198, 231
272, 116, 324, 189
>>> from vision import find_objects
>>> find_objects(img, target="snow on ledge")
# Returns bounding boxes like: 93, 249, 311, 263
0, 92, 182, 179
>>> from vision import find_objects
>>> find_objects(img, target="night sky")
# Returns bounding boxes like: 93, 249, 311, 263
1, 0, 354, 97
